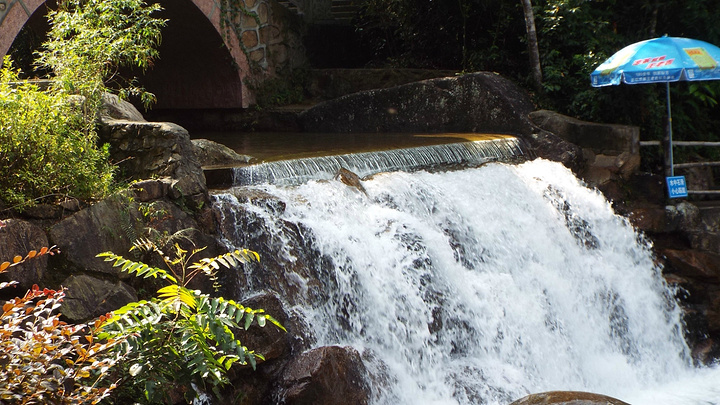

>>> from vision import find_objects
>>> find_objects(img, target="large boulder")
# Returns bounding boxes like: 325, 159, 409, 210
98, 120, 206, 199
530, 110, 640, 187
274, 346, 370, 405
299, 72, 584, 171
0, 219, 49, 292
529, 110, 639, 156
100, 93, 146, 122
60, 274, 137, 322
300, 72, 535, 134
509, 391, 631, 405
48, 191, 207, 278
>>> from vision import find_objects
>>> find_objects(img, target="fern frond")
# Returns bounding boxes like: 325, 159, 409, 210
157, 284, 197, 310
196, 295, 287, 333
98, 299, 164, 334
189, 249, 260, 274
95, 252, 178, 283
129, 237, 165, 256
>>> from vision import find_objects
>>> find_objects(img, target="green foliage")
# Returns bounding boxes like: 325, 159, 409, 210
0, 0, 165, 211
36, 0, 166, 111
252, 68, 308, 108
95, 240, 284, 404
0, 247, 123, 404
0, 60, 115, 209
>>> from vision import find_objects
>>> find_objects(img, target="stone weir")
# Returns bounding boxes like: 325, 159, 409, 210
205, 135, 531, 188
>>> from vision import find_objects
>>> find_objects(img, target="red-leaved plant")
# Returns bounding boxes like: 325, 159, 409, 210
0, 246, 122, 404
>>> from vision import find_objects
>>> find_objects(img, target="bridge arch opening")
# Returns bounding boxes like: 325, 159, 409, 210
5, 0, 251, 110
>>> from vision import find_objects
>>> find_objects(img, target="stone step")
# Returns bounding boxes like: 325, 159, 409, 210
276, 0, 363, 24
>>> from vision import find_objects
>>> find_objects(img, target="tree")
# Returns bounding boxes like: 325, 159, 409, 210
521, 0, 542, 90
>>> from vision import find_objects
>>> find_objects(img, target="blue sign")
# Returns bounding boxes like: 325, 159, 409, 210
667, 176, 688, 198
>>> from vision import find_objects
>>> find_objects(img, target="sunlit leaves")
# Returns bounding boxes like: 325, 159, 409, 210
0, 58, 114, 209
0, 282, 122, 403
97, 240, 284, 403
95, 251, 177, 283
0, 246, 60, 275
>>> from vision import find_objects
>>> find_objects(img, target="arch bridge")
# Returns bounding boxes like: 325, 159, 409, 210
0, 0, 341, 109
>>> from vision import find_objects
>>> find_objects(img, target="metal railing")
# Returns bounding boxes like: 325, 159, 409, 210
640, 140, 720, 195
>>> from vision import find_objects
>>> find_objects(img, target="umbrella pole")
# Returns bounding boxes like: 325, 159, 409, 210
665, 82, 674, 176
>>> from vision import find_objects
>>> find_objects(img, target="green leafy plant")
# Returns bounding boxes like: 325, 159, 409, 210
36, 0, 166, 111
0, 59, 115, 210
0, 246, 123, 404
96, 239, 285, 403
1, 0, 165, 211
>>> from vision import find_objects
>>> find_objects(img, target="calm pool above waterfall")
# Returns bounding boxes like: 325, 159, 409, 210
208, 135, 720, 404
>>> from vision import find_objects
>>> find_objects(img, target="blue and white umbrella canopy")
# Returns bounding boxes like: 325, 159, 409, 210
590, 36, 720, 178
591, 36, 720, 87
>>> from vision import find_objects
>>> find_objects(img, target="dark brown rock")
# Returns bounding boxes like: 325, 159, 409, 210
334, 168, 366, 194
60, 274, 137, 322
627, 205, 668, 233
662, 248, 720, 282
275, 346, 369, 405
239, 292, 295, 362
299, 72, 584, 172
0, 219, 49, 291
509, 391, 631, 405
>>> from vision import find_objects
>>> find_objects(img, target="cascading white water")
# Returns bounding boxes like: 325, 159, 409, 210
232, 137, 527, 186
214, 159, 720, 405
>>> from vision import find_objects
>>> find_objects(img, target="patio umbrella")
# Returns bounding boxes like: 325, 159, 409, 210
590, 36, 720, 177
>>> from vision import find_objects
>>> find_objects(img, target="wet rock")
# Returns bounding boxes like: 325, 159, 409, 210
509, 391, 631, 405
627, 204, 668, 233
274, 346, 369, 405
238, 292, 296, 362
662, 248, 720, 282
60, 274, 137, 322
334, 168, 366, 194
0, 219, 49, 292
212, 188, 333, 309
192, 138, 254, 167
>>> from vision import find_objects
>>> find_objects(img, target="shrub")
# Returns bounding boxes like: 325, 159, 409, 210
0, 0, 165, 211
96, 239, 285, 403
0, 247, 123, 404
0, 60, 115, 209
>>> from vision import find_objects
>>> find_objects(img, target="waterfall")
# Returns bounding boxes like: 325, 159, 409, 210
231, 137, 528, 186
213, 159, 720, 405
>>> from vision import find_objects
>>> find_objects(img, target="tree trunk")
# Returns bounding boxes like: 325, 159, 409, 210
521, 0, 543, 91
